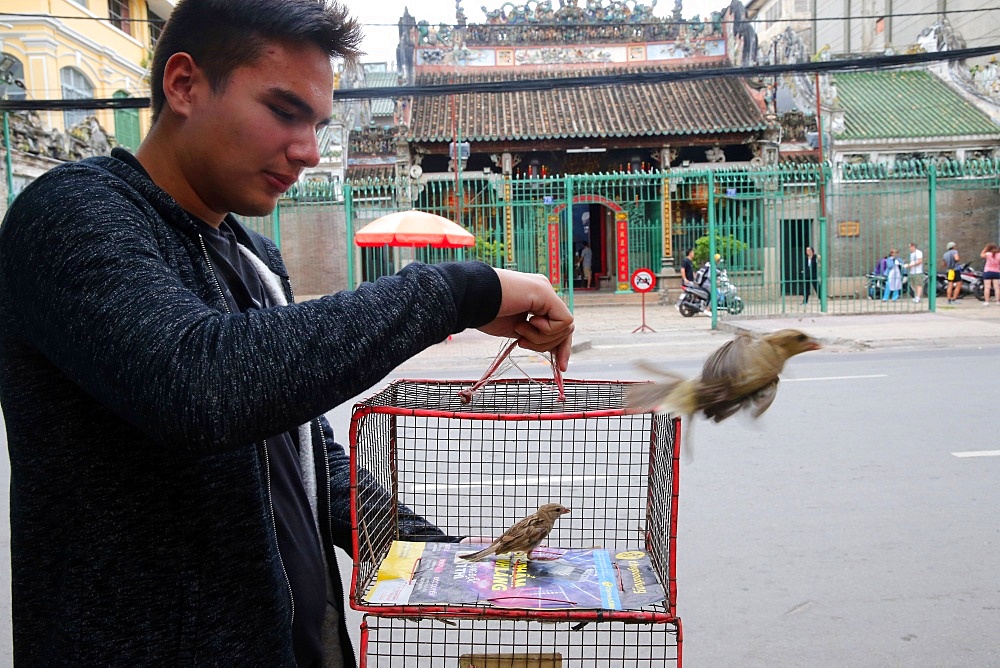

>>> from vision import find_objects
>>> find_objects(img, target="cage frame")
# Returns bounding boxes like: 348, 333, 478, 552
348, 376, 682, 627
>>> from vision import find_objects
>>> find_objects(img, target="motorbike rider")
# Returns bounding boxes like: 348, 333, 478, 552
943, 241, 962, 304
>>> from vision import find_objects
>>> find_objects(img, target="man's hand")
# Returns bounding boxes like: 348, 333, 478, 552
478, 269, 575, 371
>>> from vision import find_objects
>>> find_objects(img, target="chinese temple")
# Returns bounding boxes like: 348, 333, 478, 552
383, 0, 774, 283
394, 0, 772, 175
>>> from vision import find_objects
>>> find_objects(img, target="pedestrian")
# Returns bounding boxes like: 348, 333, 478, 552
980, 242, 1000, 305
943, 241, 962, 303
680, 247, 695, 286
801, 246, 820, 305
882, 248, 903, 301
0, 0, 574, 664
581, 240, 593, 289
902, 241, 925, 303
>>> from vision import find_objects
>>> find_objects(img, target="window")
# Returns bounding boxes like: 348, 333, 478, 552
0, 53, 27, 101
67, 0, 88, 7
766, 3, 781, 29
147, 5, 165, 47
60, 66, 94, 129
109, 0, 131, 36
113, 90, 141, 150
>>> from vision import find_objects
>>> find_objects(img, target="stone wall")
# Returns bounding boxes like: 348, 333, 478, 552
271, 202, 349, 297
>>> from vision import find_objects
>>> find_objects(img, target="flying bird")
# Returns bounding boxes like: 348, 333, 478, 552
459, 503, 571, 562
628, 329, 821, 422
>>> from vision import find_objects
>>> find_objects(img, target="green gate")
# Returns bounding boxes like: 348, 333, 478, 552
242, 159, 1000, 320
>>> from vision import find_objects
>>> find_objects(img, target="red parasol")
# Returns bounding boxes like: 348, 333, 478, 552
354, 210, 475, 248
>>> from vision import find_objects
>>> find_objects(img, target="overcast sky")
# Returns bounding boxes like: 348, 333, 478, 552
349, 0, 730, 66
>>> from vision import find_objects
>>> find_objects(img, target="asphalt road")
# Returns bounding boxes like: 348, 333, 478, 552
3, 344, 999, 665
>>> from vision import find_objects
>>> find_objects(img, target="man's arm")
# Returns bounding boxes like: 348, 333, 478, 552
0, 166, 505, 453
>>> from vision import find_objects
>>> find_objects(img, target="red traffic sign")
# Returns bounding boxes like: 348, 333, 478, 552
630, 268, 656, 293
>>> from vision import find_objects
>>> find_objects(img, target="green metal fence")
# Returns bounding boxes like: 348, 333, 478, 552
251, 160, 1000, 320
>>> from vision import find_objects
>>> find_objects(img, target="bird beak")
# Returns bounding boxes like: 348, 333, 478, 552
806, 340, 822, 351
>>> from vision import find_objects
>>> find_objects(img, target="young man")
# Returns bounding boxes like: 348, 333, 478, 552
943, 241, 962, 304
902, 241, 925, 303
680, 248, 695, 285
0, 0, 573, 664
581, 241, 593, 288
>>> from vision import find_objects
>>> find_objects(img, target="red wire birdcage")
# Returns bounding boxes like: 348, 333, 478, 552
348, 352, 683, 666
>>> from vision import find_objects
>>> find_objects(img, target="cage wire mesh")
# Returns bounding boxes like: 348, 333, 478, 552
359, 615, 682, 667
348, 372, 682, 665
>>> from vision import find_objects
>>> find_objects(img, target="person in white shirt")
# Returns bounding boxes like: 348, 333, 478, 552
902, 242, 925, 303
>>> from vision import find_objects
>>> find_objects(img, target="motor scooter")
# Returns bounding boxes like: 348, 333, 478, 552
935, 262, 985, 301
676, 262, 745, 317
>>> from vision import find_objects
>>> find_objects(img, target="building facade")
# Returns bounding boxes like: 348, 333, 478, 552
1, 0, 170, 210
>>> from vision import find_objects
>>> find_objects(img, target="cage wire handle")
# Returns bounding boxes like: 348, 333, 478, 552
458, 339, 565, 404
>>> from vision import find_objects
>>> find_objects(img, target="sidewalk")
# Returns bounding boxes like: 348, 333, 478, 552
394, 297, 1000, 371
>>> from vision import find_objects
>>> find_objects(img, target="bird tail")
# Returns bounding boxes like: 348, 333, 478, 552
628, 377, 699, 418
458, 545, 495, 562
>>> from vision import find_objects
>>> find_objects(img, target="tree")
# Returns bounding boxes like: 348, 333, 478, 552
693, 234, 747, 265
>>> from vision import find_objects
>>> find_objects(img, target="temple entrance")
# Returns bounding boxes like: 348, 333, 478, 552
781, 219, 811, 297
572, 202, 611, 290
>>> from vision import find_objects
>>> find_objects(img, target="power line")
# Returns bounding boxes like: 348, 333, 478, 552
2, 43, 997, 111
3, 6, 1000, 27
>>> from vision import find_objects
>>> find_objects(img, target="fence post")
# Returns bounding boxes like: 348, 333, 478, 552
344, 182, 355, 290
3, 111, 13, 206
707, 170, 717, 330
819, 163, 830, 313
565, 175, 575, 313
928, 164, 937, 312
270, 207, 281, 250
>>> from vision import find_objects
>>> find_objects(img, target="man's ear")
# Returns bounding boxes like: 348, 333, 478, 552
160, 53, 202, 119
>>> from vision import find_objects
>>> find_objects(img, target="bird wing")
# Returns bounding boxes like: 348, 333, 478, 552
700, 331, 753, 384
492, 512, 554, 554
698, 333, 782, 421
748, 379, 779, 418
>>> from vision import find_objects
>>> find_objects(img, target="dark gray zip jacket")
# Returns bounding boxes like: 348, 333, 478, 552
0, 152, 501, 665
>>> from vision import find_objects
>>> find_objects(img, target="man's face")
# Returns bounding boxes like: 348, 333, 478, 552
182, 41, 333, 221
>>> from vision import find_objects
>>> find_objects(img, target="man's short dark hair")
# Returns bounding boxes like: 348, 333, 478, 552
149, 0, 362, 121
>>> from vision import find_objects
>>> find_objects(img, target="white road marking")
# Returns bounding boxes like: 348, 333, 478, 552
409, 474, 607, 493
951, 450, 1000, 458
783, 374, 888, 382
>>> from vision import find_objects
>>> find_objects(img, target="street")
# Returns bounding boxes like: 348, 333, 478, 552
333, 344, 1000, 666
3, 343, 1000, 665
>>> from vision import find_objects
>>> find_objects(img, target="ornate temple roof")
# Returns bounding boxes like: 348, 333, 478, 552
833, 69, 1000, 141
406, 65, 767, 143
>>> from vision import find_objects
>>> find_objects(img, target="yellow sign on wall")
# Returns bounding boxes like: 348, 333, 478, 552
838, 221, 861, 237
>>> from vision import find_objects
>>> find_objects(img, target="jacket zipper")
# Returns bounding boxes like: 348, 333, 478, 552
198, 233, 296, 627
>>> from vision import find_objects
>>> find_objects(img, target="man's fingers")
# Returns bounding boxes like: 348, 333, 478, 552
512, 318, 574, 371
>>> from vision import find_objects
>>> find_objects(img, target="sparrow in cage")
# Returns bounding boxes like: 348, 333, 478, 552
628, 329, 821, 422
459, 503, 571, 562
